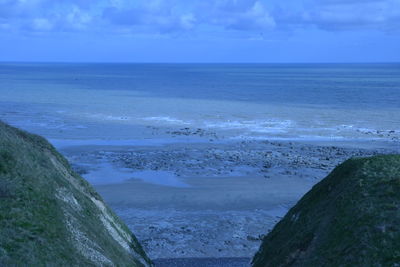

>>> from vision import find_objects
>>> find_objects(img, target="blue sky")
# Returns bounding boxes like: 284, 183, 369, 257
0, 0, 399, 62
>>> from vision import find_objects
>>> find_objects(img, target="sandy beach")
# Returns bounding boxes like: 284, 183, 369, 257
57, 131, 399, 261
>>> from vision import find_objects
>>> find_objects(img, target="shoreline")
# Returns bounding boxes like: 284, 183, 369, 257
58, 136, 399, 259
153, 257, 252, 267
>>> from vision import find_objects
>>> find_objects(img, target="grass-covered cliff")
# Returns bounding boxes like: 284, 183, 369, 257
252, 155, 400, 267
0, 121, 152, 266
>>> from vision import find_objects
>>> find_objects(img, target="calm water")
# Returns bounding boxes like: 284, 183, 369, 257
0, 63, 399, 141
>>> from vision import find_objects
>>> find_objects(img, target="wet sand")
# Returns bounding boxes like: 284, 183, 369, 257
94, 175, 312, 259
58, 136, 399, 260
153, 257, 251, 267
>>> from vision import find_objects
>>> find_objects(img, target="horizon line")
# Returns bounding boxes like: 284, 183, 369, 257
1, 61, 399, 65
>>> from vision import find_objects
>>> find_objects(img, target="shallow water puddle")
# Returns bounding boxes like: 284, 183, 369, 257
130, 170, 190, 188
83, 162, 188, 187
83, 163, 133, 185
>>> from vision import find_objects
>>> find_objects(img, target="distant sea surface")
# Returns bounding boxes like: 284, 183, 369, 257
0, 63, 399, 142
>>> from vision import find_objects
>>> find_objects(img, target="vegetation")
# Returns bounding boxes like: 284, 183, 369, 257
0, 121, 152, 266
252, 154, 400, 267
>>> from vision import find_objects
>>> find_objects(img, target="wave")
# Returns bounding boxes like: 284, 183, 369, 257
87, 113, 132, 121
74, 112, 400, 142
142, 116, 191, 125
203, 119, 294, 134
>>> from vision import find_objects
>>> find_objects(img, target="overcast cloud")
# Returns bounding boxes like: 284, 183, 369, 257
0, 0, 399, 62
0, 0, 399, 36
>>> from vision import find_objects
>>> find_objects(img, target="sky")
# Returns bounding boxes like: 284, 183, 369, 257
0, 0, 399, 63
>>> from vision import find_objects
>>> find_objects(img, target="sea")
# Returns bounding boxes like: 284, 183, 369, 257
0, 63, 399, 144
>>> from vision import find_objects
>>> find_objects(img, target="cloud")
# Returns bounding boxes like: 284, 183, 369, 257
274, 0, 400, 32
101, 0, 275, 34
0, 0, 96, 33
101, 1, 196, 34
0, 0, 275, 35
198, 0, 275, 31
0, 0, 398, 36
32, 17, 53, 31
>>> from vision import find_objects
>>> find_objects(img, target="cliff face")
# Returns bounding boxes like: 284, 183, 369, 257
252, 155, 400, 267
0, 121, 152, 266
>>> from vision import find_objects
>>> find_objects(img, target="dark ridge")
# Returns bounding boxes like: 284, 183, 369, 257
252, 154, 400, 267
0, 121, 153, 266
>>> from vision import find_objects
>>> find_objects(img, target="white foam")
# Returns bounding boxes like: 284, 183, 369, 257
229, 134, 383, 142
204, 119, 293, 134
105, 115, 131, 121
142, 116, 191, 125
86, 113, 131, 121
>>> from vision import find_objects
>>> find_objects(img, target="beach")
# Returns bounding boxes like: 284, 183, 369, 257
2, 0, 400, 263
56, 132, 399, 259
1, 63, 399, 263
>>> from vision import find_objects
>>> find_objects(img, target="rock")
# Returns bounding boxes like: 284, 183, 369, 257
0, 121, 153, 266
252, 155, 400, 267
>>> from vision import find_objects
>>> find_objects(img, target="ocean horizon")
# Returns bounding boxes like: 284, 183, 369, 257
1, 63, 399, 143
2, 0, 400, 264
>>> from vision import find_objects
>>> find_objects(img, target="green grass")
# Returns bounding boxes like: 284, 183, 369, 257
252, 155, 400, 267
0, 121, 152, 266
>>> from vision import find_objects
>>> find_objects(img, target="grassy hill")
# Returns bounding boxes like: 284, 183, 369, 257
252, 154, 400, 267
0, 121, 152, 266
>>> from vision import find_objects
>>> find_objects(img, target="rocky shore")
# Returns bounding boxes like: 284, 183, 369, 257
69, 139, 397, 183
57, 126, 399, 260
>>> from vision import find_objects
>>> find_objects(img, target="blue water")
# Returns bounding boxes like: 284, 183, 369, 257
1, 63, 400, 108
0, 63, 399, 142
